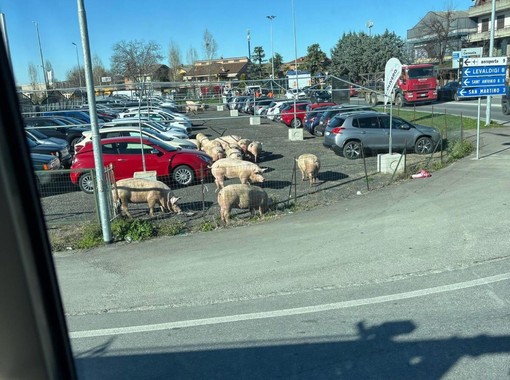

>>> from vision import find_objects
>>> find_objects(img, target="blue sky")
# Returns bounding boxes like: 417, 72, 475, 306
1, 0, 474, 85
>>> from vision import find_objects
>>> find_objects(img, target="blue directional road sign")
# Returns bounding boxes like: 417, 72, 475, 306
458, 56, 507, 99
461, 66, 506, 77
461, 76, 506, 87
458, 86, 506, 97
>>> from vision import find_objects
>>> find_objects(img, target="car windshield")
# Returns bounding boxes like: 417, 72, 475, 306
27, 129, 49, 139
5, 2, 508, 380
407, 67, 434, 79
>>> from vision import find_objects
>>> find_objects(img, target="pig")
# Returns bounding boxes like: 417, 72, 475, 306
217, 184, 270, 224
214, 135, 242, 150
225, 145, 243, 160
210, 158, 267, 191
203, 143, 225, 161
247, 141, 263, 163
296, 153, 321, 186
195, 133, 209, 150
237, 138, 252, 154
112, 178, 182, 218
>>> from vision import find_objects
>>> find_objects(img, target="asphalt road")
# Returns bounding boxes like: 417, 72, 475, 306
54, 127, 510, 379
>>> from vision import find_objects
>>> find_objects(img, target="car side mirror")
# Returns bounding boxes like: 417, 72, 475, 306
150, 149, 160, 155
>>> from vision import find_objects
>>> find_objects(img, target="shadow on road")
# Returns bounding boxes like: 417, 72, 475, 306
74, 319, 510, 379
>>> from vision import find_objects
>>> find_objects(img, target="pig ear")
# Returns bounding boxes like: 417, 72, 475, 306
171, 196, 181, 204
260, 167, 268, 172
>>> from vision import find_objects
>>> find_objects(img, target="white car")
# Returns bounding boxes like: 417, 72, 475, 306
107, 118, 190, 138
266, 100, 295, 121
285, 88, 307, 99
120, 108, 192, 129
74, 126, 196, 153
116, 111, 192, 135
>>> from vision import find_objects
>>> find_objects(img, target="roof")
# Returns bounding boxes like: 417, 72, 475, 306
184, 57, 250, 80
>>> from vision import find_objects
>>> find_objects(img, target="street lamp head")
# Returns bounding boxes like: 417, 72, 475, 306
72, 42, 77, 47
267, 15, 276, 21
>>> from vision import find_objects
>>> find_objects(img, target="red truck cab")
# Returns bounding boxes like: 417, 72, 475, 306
396, 64, 437, 107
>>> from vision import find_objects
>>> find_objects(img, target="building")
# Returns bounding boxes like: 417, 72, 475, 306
407, 11, 477, 63
466, 0, 510, 56
183, 57, 250, 83
407, 0, 510, 64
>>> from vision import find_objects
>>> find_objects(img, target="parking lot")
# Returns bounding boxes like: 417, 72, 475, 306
40, 107, 438, 230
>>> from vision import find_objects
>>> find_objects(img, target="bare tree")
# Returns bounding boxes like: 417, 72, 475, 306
416, 5, 459, 64
28, 62, 39, 89
168, 41, 182, 82
110, 40, 163, 82
202, 29, 218, 61
92, 54, 109, 85
186, 46, 198, 65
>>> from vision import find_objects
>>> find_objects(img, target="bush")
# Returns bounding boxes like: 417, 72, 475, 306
111, 218, 157, 242
448, 139, 474, 160
76, 223, 103, 249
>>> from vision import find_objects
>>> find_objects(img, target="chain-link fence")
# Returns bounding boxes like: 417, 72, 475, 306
37, 148, 449, 229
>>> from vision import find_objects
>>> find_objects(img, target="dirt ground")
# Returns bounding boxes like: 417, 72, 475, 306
42, 108, 437, 249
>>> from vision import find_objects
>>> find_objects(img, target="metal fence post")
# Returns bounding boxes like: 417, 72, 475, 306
200, 165, 205, 213
361, 143, 369, 191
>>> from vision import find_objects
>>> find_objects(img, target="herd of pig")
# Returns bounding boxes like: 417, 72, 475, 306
111, 132, 322, 224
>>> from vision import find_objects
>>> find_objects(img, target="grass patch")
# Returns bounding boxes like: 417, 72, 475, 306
447, 139, 475, 160
156, 220, 187, 236
76, 223, 103, 249
111, 218, 157, 242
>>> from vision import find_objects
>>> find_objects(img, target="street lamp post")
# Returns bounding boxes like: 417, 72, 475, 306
72, 42, 83, 90
267, 15, 276, 91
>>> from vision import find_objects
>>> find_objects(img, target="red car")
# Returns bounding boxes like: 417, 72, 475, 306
70, 136, 212, 193
279, 101, 310, 128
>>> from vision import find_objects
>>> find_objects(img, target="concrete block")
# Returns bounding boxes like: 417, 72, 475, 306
230, 110, 238, 117
377, 153, 406, 174
250, 116, 261, 125
288, 128, 304, 141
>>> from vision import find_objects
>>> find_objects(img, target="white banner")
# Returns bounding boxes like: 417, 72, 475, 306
384, 58, 402, 105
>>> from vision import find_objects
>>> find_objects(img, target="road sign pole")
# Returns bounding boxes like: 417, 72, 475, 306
477, 97, 481, 160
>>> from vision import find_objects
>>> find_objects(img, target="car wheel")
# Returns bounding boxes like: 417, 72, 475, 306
415, 137, 433, 154
395, 93, 404, 108
172, 165, 195, 186
70, 137, 81, 151
453, 92, 459, 102
314, 128, 323, 137
342, 141, 362, 160
78, 172, 95, 194
291, 118, 302, 128
503, 100, 510, 115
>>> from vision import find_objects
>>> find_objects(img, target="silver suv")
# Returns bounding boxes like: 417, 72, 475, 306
323, 111, 441, 159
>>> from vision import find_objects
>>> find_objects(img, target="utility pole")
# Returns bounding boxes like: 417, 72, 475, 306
485, 0, 496, 125
72, 42, 83, 90
267, 15, 276, 86
247, 30, 252, 60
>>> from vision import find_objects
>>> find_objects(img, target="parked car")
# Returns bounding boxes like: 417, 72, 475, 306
266, 100, 294, 121
310, 90, 332, 102
26, 135, 73, 168
323, 111, 441, 159
437, 81, 462, 101
75, 126, 197, 153
24, 116, 89, 151
285, 88, 307, 99
314, 105, 374, 137
116, 110, 192, 134
279, 102, 311, 128
30, 153, 62, 190
70, 136, 213, 193
25, 129, 69, 150
107, 118, 189, 139
303, 106, 333, 135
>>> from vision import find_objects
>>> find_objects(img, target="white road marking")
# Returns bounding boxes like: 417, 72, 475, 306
70, 272, 510, 339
